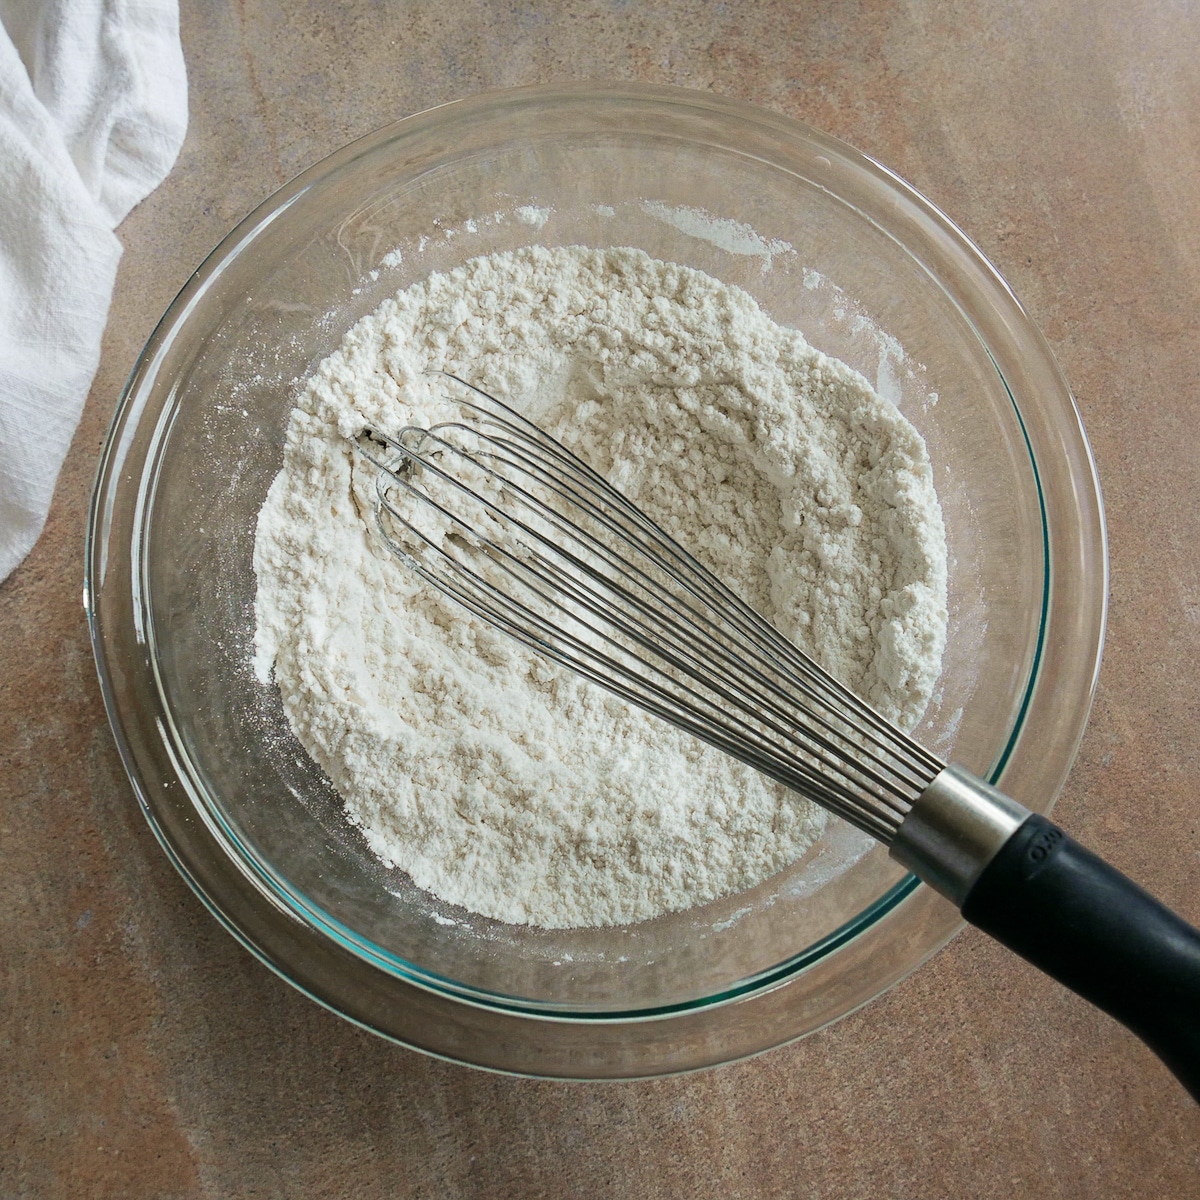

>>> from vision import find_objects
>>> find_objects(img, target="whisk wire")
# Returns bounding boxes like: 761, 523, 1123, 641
435, 382, 941, 780
397, 417, 934, 797
373, 427, 917, 820
358, 374, 944, 842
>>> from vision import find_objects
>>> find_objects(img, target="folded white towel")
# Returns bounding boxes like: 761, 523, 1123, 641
0, 0, 186, 582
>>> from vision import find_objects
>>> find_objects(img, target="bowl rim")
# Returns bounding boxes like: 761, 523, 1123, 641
86, 80, 1108, 1076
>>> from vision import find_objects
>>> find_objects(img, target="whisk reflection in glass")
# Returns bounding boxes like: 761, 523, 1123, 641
355, 373, 1200, 1101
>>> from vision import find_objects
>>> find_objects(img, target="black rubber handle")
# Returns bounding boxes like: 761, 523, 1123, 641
961, 814, 1200, 1102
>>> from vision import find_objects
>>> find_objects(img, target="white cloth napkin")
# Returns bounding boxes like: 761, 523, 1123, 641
0, 0, 186, 582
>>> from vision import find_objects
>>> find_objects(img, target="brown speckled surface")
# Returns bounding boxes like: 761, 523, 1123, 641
4, 1, 1200, 1195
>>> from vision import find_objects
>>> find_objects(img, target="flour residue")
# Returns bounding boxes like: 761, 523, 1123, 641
641, 202, 794, 268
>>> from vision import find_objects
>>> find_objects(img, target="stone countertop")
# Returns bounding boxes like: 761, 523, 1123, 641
4, 1, 1200, 1195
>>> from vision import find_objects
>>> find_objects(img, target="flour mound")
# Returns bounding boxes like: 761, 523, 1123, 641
253, 245, 948, 928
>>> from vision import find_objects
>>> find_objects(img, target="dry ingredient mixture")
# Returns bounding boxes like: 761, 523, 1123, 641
253, 245, 948, 928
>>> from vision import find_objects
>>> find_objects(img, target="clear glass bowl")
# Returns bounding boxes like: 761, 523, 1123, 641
86, 83, 1106, 1077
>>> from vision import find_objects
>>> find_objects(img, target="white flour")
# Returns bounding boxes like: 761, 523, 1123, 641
253, 245, 947, 928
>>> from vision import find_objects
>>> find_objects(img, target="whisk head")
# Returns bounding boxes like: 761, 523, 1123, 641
355, 375, 944, 845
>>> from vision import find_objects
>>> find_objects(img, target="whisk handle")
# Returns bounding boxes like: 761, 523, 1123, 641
961, 813, 1200, 1103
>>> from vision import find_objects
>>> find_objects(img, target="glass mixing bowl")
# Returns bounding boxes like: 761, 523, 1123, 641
86, 83, 1106, 1078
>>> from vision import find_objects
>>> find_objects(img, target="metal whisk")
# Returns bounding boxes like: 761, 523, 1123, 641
356, 374, 1200, 1100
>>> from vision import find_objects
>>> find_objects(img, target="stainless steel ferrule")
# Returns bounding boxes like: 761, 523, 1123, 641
889, 764, 1032, 908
